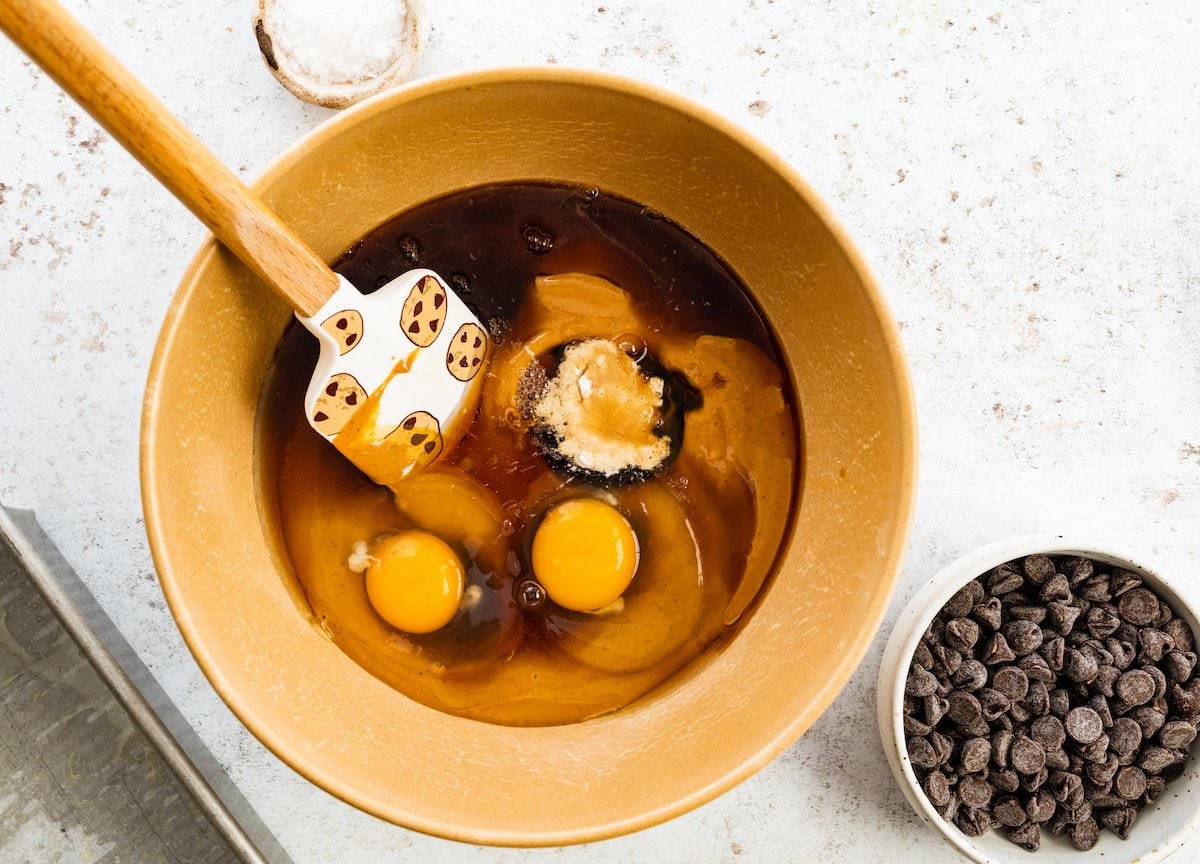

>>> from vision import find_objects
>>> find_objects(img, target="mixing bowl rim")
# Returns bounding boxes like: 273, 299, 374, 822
142, 65, 918, 845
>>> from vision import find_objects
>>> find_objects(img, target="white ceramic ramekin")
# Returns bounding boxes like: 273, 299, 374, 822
878, 534, 1200, 864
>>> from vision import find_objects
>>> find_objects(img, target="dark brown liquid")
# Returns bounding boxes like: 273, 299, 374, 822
334, 183, 776, 353
260, 182, 799, 726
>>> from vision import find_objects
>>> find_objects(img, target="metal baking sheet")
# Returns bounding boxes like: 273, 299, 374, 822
0, 505, 292, 864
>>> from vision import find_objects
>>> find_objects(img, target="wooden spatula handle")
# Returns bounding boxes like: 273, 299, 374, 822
0, 0, 339, 317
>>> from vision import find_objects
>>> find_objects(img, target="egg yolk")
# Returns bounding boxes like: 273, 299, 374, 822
531, 498, 640, 612
365, 531, 465, 634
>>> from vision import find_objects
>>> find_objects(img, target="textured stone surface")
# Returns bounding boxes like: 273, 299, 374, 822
1, 0, 1199, 862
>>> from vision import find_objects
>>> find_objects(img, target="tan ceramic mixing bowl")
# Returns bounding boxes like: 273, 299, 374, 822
142, 67, 916, 845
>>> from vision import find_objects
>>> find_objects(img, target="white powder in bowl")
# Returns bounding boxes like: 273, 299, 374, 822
264, 0, 410, 86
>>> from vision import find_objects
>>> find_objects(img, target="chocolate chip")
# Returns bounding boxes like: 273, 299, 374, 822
1144, 774, 1166, 804
1079, 575, 1113, 603
951, 659, 988, 692
1158, 720, 1198, 750
945, 617, 981, 653
932, 644, 962, 676
1069, 816, 1100, 850
956, 806, 994, 837
960, 737, 991, 773
1019, 652, 1056, 683
990, 795, 1025, 827
1138, 746, 1176, 775
971, 597, 1003, 630
1115, 766, 1147, 800
1089, 792, 1124, 812
1130, 706, 1166, 739
993, 768, 1021, 794
1024, 680, 1051, 716
1046, 601, 1081, 636
1002, 620, 1043, 655
1118, 588, 1160, 626
1010, 604, 1050, 624
987, 666, 1026, 702
1023, 555, 1056, 584
1030, 715, 1066, 751
1061, 557, 1095, 585
908, 737, 937, 768
1007, 820, 1041, 851
1087, 694, 1113, 729
1099, 806, 1136, 840
1026, 788, 1057, 823
981, 632, 1016, 665
977, 688, 1010, 721
987, 565, 1025, 595
1050, 770, 1084, 805
1138, 628, 1175, 663
956, 578, 987, 611
947, 691, 982, 726
1092, 664, 1120, 697
1170, 678, 1200, 718
1086, 605, 1122, 638
1049, 687, 1071, 717
1040, 635, 1066, 672
1109, 717, 1143, 756
1010, 736, 1046, 775
924, 695, 948, 726
1039, 573, 1072, 603
1164, 650, 1198, 683
1110, 568, 1143, 596
1045, 748, 1070, 770
1077, 734, 1111, 763
1106, 638, 1137, 670
1064, 648, 1099, 684
923, 770, 951, 807
1086, 753, 1120, 785
992, 729, 1013, 769
313, 411, 329, 422
1164, 618, 1195, 652
957, 775, 994, 809
1115, 669, 1155, 706
1065, 707, 1104, 744
903, 715, 932, 737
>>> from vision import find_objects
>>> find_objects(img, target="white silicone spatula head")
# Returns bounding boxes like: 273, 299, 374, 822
0, 0, 488, 485
300, 271, 489, 485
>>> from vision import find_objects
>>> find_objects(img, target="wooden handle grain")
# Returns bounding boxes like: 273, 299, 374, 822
0, 0, 339, 316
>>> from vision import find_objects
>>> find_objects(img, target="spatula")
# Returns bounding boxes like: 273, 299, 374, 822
0, 0, 489, 487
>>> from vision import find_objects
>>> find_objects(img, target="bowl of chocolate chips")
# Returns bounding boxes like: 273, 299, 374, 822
878, 535, 1200, 862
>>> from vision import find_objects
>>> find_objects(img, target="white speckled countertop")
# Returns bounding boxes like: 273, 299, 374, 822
2, 1, 1199, 861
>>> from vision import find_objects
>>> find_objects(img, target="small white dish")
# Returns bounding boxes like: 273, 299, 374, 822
877, 534, 1200, 863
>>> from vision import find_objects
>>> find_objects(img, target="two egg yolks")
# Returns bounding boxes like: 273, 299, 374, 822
364, 531, 465, 634
531, 498, 640, 612
364, 499, 640, 631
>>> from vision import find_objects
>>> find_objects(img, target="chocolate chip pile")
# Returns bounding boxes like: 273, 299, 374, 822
904, 555, 1200, 852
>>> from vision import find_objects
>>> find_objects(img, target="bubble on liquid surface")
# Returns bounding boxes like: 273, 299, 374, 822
521, 222, 555, 255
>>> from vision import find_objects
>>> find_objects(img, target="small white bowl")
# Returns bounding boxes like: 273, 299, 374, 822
878, 534, 1200, 864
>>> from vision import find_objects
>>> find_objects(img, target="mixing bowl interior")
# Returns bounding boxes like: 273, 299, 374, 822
142, 68, 916, 845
